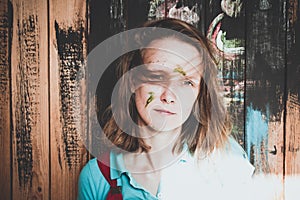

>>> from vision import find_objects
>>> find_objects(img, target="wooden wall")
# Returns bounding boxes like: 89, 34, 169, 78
0, 0, 89, 199
0, 0, 299, 199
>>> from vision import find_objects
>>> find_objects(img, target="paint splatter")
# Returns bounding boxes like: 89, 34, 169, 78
15, 14, 40, 187
245, 2, 286, 120
0, 3, 12, 197
0, 5, 11, 97
173, 66, 186, 76
145, 92, 154, 107
246, 104, 270, 173
55, 20, 84, 169
0, 1, 12, 114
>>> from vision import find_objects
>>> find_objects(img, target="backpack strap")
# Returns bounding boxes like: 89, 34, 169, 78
97, 152, 123, 200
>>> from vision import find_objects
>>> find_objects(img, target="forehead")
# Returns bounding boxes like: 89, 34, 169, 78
142, 38, 203, 75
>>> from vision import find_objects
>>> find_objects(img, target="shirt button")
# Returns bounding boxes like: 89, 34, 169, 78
157, 192, 163, 200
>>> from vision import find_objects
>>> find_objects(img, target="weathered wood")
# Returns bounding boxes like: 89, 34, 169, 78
0, 0, 298, 199
285, 94, 300, 173
0, 0, 12, 199
245, 0, 286, 175
206, 0, 246, 146
10, 0, 49, 199
285, 0, 300, 175
49, 0, 88, 199
205, 0, 222, 31
127, 0, 148, 29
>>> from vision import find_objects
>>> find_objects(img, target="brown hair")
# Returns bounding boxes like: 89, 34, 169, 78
100, 18, 231, 156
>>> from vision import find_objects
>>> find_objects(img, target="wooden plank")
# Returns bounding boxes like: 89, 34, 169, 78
49, 0, 88, 199
205, 0, 222, 31
245, 0, 285, 175
284, 4, 300, 199
285, 0, 300, 175
88, 0, 111, 51
196, 0, 207, 34
0, 0, 12, 199
127, 0, 148, 29
285, 94, 300, 174
206, 0, 246, 146
10, 0, 49, 199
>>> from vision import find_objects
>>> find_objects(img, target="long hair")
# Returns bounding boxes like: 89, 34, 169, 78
100, 18, 232, 156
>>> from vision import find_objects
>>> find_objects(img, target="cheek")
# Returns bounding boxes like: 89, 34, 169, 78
134, 88, 157, 121
135, 91, 147, 111
177, 87, 199, 103
181, 98, 196, 114
177, 88, 199, 113
134, 87, 158, 125
135, 85, 161, 107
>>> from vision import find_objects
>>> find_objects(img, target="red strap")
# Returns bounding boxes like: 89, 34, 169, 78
97, 152, 123, 200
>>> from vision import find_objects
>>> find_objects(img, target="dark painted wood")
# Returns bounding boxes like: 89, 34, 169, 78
245, 0, 286, 174
206, 0, 246, 147
49, 0, 88, 199
0, 0, 12, 199
11, 0, 50, 199
285, 0, 300, 175
0, 0, 299, 199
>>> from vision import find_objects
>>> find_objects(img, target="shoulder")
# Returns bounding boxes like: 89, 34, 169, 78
225, 136, 248, 158
77, 158, 110, 200
79, 158, 100, 178
213, 136, 255, 181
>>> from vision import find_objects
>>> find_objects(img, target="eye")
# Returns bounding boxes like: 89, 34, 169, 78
147, 73, 165, 82
151, 75, 164, 80
183, 80, 194, 86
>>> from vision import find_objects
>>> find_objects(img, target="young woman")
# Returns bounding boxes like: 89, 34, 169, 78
78, 18, 254, 200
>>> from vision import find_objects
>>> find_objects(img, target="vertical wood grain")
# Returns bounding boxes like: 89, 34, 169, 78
10, 0, 49, 199
206, 0, 246, 146
49, 0, 88, 199
245, 0, 286, 175
0, 0, 299, 199
285, 0, 300, 175
0, 0, 12, 199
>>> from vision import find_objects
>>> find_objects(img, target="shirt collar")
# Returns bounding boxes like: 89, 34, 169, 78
110, 151, 127, 180
178, 143, 192, 163
110, 144, 193, 180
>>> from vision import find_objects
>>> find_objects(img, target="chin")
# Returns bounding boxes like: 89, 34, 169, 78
148, 121, 183, 132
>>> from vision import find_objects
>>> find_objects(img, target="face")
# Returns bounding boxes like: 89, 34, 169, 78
134, 37, 203, 132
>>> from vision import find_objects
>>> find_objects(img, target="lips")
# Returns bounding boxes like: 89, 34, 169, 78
154, 109, 176, 115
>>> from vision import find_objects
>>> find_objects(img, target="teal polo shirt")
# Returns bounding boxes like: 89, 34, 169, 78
77, 151, 167, 200
78, 137, 254, 200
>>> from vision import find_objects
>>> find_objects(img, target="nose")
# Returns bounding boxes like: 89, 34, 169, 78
160, 87, 176, 104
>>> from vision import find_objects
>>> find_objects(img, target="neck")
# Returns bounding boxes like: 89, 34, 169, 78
124, 125, 183, 173
139, 126, 181, 153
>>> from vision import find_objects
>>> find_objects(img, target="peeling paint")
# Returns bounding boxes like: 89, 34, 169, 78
55, 20, 84, 169
287, 0, 300, 99
246, 1, 286, 120
0, 1, 12, 112
0, 8, 10, 97
0, 2, 12, 198
246, 104, 270, 173
15, 14, 40, 187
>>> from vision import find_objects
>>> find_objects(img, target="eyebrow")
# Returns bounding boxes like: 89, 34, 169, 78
177, 66, 201, 79
142, 61, 202, 80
